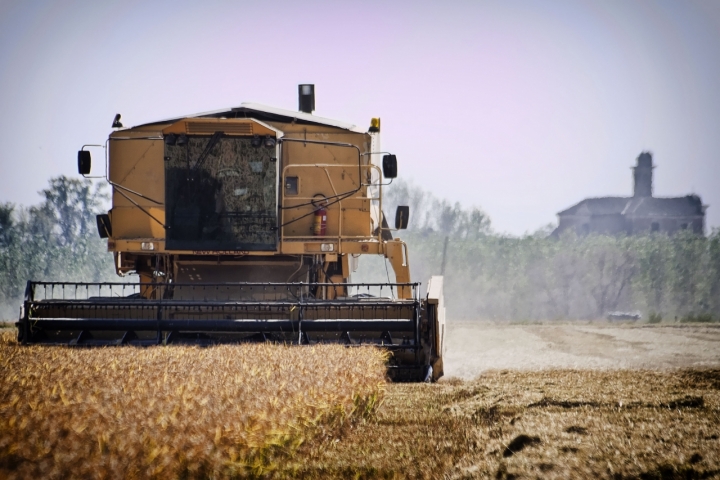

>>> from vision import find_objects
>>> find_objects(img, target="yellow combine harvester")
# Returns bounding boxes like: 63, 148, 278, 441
18, 85, 445, 381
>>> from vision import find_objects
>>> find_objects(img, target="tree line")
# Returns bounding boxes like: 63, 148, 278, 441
1, 177, 718, 322
360, 180, 720, 321
0, 177, 114, 318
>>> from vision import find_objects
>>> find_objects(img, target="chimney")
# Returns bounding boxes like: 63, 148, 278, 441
633, 151, 653, 197
298, 84, 315, 114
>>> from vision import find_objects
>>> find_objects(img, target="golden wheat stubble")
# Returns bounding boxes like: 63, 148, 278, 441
0, 332, 387, 479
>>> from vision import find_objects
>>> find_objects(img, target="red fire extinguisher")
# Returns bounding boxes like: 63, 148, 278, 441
313, 200, 327, 236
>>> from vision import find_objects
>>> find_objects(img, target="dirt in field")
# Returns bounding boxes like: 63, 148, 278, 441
444, 322, 720, 379
286, 369, 720, 479
281, 324, 720, 478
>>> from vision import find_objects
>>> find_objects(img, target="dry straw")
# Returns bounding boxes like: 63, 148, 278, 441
0, 331, 387, 478
278, 370, 720, 478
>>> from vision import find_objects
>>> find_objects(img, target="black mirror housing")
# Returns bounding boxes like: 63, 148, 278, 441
96, 214, 112, 238
382, 154, 397, 179
395, 205, 409, 230
78, 150, 91, 175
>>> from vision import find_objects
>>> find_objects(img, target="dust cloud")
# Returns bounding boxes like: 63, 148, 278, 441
443, 322, 720, 380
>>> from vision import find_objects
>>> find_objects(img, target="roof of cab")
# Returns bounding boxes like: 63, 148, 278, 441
136, 102, 365, 133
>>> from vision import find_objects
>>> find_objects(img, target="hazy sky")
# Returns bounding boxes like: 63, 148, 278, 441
1, 0, 718, 235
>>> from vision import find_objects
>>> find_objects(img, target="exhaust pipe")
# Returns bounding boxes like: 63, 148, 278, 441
298, 84, 315, 113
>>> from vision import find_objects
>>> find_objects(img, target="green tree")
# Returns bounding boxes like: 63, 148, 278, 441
363, 181, 719, 321
0, 177, 115, 319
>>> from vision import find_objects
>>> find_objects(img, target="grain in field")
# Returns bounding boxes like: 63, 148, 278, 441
0, 331, 387, 479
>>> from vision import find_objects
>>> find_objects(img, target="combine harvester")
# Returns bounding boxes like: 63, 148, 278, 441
17, 85, 445, 381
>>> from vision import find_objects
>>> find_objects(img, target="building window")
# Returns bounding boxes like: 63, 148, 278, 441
680, 223, 688, 230
651, 222, 659, 232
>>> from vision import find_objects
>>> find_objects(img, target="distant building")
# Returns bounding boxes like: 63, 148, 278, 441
553, 152, 707, 236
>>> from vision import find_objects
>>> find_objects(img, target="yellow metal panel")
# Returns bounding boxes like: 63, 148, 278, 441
110, 239, 166, 253
304, 243, 336, 253
108, 136, 166, 245
385, 240, 411, 299
341, 197, 371, 237
281, 200, 339, 237
269, 124, 371, 145
109, 138, 165, 209
280, 138, 372, 240
278, 241, 305, 255
275, 240, 382, 255
341, 254, 350, 278
111, 207, 165, 239
339, 241, 381, 255
111, 125, 167, 137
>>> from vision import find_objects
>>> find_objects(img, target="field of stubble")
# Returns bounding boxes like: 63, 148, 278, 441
0, 330, 386, 479
2, 323, 720, 479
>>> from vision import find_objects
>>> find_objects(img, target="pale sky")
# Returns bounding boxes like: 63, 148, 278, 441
1, 0, 718, 235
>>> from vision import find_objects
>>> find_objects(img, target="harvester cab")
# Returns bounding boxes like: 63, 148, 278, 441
18, 85, 446, 382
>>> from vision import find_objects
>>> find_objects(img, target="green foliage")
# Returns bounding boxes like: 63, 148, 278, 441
0, 176, 116, 318
383, 179, 491, 239
360, 181, 720, 321
679, 313, 717, 324
4, 178, 718, 322
407, 230, 720, 321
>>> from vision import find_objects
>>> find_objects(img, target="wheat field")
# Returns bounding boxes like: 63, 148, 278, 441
0, 330, 387, 479
3, 326, 720, 479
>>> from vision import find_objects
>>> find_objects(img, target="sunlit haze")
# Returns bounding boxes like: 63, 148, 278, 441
1, 0, 718, 235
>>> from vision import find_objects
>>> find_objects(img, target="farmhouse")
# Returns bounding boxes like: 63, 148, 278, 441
553, 152, 706, 236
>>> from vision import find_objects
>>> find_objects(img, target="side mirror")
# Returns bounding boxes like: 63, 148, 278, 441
395, 205, 409, 230
78, 150, 91, 175
382, 154, 397, 179
96, 214, 112, 238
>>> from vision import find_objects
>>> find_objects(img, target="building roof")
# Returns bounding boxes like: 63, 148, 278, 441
558, 197, 630, 216
622, 195, 705, 217
135, 102, 365, 133
559, 195, 705, 218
